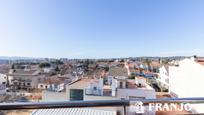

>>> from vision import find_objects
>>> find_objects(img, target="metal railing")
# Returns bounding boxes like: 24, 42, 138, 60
0, 97, 204, 110
85, 88, 115, 96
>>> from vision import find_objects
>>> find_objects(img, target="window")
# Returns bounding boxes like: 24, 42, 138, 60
27, 83, 31, 86
93, 87, 97, 90
2, 82, 6, 85
70, 89, 84, 101
40, 85, 43, 88
120, 82, 123, 88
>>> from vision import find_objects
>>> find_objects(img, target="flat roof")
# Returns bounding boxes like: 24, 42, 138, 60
126, 79, 154, 90
32, 108, 116, 115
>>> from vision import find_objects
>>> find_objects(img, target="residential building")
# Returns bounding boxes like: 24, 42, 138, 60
169, 57, 204, 113
158, 65, 169, 89
42, 90, 67, 102
41, 74, 81, 101
43, 67, 56, 74
65, 76, 156, 114
0, 73, 7, 86
38, 75, 69, 92
0, 65, 9, 95
0, 73, 6, 95
42, 74, 156, 114
109, 66, 128, 77
8, 69, 44, 91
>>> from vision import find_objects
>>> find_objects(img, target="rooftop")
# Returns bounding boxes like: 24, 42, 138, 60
125, 79, 154, 90
9, 69, 40, 76
197, 59, 204, 66
150, 61, 161, 68
40, 76, 68, 85
0, 64, 10, 74
32, 108, 116, 115
109, 67, 128, 76
67, 78, 92, 89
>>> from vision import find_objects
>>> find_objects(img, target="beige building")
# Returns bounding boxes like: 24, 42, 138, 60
8, 69, 44, 91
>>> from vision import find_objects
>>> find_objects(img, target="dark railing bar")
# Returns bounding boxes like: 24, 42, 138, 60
0, 97, 204, 110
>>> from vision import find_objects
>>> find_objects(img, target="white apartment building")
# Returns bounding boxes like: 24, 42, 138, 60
124, 62, 131, 76
65, 76, 156, 115
0, 73, 7, 85
169, 57, 204, 113
42, 75, 156, 114
38, 82, 65, 92
0, 73, 6, 95
66, 76, 156, 101
158, 65, 169, 89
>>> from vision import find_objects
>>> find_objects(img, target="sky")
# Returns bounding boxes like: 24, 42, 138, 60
0, 0, 204, 59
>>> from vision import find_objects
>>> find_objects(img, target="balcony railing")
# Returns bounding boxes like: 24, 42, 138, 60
0, 97, 204, 110
85, 88, 115, 96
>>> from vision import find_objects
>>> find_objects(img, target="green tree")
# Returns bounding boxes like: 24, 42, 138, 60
39, 62, 51, 68
55, 66, 60, 72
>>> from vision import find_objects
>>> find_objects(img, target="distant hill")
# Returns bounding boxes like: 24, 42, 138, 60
0, 56, 41, 60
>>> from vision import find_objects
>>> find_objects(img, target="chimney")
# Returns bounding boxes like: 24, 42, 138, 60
190, 55, 197, 62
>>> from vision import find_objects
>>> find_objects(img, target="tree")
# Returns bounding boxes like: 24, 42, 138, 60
51, 60, 63, 65
162, 59, 171, 64
39, 62, 51, 68
143, 59, 152, 65
104, 66, 109, 72
128, 73, 136, 79
120, 59, 125, 62
55, 66, 60, 72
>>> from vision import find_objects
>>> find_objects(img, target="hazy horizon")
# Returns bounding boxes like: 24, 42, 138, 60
0, 55, 198, 60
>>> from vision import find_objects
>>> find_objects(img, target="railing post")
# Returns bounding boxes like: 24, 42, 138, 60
123, 105, 126, 115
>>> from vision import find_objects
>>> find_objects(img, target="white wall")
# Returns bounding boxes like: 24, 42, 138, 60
38, 83, 50, 89
7, 75, 13, 85
32, 75, 45, 88
67, 86, 155, 101
42, 90, 67, 102
0, 73, 6, 85
169, 58, 204, 113
158, 66, 169, 88
8, 75, 44, 89
116, 88, 156, 99
0, 73, 6, 95
169, 58, 204, 98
